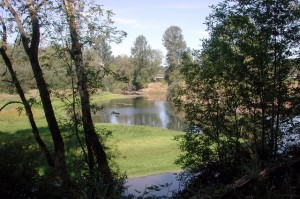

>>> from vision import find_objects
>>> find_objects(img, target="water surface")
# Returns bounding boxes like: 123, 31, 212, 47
125, 172, 185, 198
92, 97, 184, 131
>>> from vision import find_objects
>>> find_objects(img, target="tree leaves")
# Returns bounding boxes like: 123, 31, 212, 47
174, 0, 300, 173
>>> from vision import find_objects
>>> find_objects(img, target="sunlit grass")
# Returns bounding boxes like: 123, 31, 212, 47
96, 123, 183, 177
0, 92, 183, 178
91, 91, 132, 103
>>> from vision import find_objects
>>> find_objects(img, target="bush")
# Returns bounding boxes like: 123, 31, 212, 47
0, 138, 41, 198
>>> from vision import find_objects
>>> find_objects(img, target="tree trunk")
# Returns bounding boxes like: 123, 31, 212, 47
28, 51, 67, 182
3, 0, 67, 184
0, 20, 54, 166
63, 0, 112, 181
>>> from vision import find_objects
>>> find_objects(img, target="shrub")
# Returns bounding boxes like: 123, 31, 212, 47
0, 138, 41, 198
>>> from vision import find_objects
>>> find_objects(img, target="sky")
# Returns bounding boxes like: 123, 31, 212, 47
97, 0, 222, 58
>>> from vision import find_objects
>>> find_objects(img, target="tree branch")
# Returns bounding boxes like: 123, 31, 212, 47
26, 0, 40, 54
3, 0, 31, 53
36, 0, 47, 12
0, 101, 23, 111
1, 79, 13, 84
0, 16, 8, 77
0, 16, 7, 50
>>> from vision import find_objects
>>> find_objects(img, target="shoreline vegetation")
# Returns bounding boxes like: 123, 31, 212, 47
0, 82, 183, 178
120, 82, 168, 101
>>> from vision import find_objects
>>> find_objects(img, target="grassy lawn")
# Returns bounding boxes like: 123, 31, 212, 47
96, 123, 183, 177
0, 91, 183, 178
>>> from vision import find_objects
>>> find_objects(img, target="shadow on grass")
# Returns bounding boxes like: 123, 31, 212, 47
1, 125, 50, 136
0, 127, 56, 176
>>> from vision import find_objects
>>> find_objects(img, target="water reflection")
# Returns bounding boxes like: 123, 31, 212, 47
125, 172, 184, 198
92, 97, 184, 131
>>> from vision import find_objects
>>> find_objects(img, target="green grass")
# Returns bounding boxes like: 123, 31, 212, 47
91, 92, 132, 103
96, 123, 183, 177
0, 91, 129, 133
0, 92, 183, 178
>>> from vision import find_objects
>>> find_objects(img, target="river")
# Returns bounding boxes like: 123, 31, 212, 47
125, 172, 186, 198
92, 96, 185, 131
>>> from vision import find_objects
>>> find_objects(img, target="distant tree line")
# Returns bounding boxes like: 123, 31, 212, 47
0, 36, 164, 93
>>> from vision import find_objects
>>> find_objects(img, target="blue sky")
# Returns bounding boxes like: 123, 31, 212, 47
98, 0, 222, 57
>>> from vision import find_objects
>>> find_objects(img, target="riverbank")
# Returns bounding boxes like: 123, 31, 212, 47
0, 90, 183, 178
141, 82, 168, 100
119, 82, 168, 100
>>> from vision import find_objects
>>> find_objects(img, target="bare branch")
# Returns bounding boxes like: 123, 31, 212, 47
1, 67, 7, 77
1, 79, 13, 84
0, 101, 23, 111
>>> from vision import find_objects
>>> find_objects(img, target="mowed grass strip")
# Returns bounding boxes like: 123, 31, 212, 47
96, 123, 183, 178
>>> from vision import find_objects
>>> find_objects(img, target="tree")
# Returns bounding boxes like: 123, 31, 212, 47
45, 1, 126, 181
131, 35, 162, 90
162, 26, 187, 85
93, 35, 113, 67
0, 16, 54, 168
1, 0, 126, 195
103, 55, 133, 91
62, 0, 113, 181
174, 0, 300, 173
0, 43, 34, 93
2, 0, 67, 184
148, 49, 163, 80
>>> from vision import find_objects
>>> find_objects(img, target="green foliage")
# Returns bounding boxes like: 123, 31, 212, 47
174, 0, 300, 176
59, 126, 127, 199
130, 35, 162, 90
75, 170, 127, 199
175, 132, 215, 171
39, 46, 73, 90
162, 26, 187, 91
0, 137, 127, 199
0, 139, 41, 198
0, 43, 34, 93
0, 138, 69, 198
102, 55, 133, 91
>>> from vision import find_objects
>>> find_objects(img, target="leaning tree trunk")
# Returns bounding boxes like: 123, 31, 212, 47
3, 0, 67, 184
63, 0, 113, 182
0, 40, 54, 167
